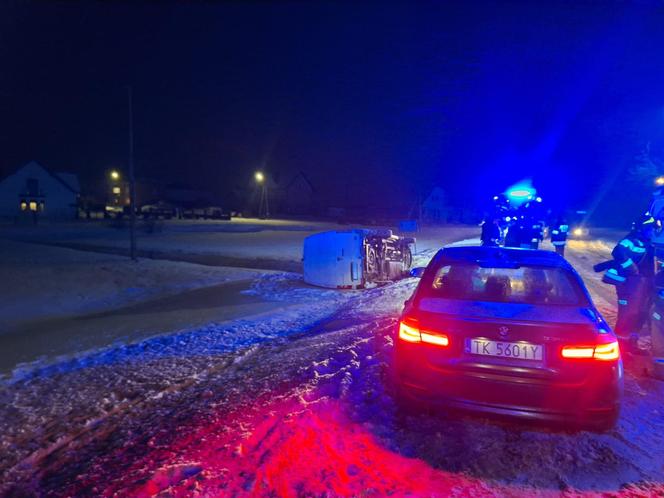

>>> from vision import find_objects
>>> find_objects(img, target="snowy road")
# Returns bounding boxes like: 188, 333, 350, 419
2, 234, 664, 497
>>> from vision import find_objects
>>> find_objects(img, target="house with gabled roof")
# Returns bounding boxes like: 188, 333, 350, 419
0, 161, 80, 219
422, 186, 446, 222
283, 171, 315, 214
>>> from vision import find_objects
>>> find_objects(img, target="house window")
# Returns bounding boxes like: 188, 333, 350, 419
20, 200, 27, 211
29, 201, 38, 212
112, 186, 121, 195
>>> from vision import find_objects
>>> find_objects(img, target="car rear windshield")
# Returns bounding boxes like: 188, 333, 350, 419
426, 263, 588, 306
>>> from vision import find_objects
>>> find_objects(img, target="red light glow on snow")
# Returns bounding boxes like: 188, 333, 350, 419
70, 393, 659, 498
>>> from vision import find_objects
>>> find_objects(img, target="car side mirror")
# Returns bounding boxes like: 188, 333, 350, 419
410, 267, 425, 278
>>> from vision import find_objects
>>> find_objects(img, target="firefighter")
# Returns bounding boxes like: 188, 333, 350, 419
550, 216, 569, 256
480, 215, 502, 247
607, 214, 657, 354
503, 220, 521, 248
650, 270, 664, 379
529, 218, 544, 249
521, 197, 545, 249
517, 215, 541, 249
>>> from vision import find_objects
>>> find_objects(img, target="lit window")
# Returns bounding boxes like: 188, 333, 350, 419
112, 187, 121, 194
29, 201, 37, 211
20, 201, 27, 211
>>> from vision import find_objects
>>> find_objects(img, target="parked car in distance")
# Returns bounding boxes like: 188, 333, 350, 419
140, 201, 177, 219
181, 206, 230, 220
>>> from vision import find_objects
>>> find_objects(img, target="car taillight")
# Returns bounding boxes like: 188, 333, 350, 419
398, 320, 449, 347
421, 332, 449, 347
398, 321, 421, 343
560, 346, 594, 359
561, 341, 620, 361
593, 341, 621, 360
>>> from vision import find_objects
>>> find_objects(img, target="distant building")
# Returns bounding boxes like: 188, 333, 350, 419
283, 171, 315, 214
422, 186, 446, 222
0, 161, 80, 219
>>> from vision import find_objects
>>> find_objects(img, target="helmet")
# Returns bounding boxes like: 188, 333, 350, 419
634, 213, 656, 229
632, 213, 661, 235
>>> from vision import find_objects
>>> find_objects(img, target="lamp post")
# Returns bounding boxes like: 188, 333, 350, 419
255, 171, 269, 219
109, 170, 122, 207
127, 86, 137, 261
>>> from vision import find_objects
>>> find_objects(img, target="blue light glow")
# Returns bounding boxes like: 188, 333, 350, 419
508, 189, 534, 198
504, 181, 537, 207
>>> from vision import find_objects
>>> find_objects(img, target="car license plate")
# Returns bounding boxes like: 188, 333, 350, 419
468, 339, 543, 361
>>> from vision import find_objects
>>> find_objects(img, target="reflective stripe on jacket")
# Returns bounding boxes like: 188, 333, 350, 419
612, 235, 649, 277
550, 224, 568, 244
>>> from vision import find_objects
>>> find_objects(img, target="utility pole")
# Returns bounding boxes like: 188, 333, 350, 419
258, 183, 270, 219
264, 182, 270, 218
255, 171, 269, 219
128, 86, 137, 261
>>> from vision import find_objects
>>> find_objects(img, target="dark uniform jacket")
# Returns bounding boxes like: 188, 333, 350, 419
550, 223, 569, 246
604, 232, 653, 286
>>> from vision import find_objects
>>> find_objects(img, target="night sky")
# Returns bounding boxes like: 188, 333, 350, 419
2, 1, 664, 214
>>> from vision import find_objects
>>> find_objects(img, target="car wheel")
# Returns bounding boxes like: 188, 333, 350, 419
587, 411, 619, 433
393, 382, 430, 416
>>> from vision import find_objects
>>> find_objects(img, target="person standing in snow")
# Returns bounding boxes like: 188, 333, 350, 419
604, 214, 657, 354
650, 270, 664, 380
550, 216, 569, 257
480, 216, 502, 247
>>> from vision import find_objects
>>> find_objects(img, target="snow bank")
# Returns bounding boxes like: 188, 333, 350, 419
0, 240, 268, 332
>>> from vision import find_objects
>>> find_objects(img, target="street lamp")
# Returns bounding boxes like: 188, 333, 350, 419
656, 176, 664, 186
108, 170, 123, 208
255, 171, 269, 218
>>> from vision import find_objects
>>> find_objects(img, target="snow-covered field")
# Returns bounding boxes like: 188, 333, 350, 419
1, 224, 662, 497
1, 218, 477, 268
0, 239, 269, 333
0, 222, 476, 373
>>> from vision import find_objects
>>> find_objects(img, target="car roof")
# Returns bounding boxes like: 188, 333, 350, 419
433, 245, 571, 270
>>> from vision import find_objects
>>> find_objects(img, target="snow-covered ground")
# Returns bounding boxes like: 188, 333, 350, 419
2, 225, 662, 497
0, 222, 476, 373
0, 239, 269, 333
1, 218, 477, 269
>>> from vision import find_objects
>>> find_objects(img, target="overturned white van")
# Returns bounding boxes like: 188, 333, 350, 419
303, 229, 415, 289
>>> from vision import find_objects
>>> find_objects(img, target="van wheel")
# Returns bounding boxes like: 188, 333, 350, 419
403, 246, 413, 270
366, 248, 378, 279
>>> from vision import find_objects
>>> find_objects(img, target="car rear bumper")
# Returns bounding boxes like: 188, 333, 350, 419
394, 345, 623, 428
396, 378, 620, 428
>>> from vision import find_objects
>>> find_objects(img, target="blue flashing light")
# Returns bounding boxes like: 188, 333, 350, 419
508, 188, 534, 199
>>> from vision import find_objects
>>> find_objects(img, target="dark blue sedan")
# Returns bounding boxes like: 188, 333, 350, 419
393, 246, 622, 431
